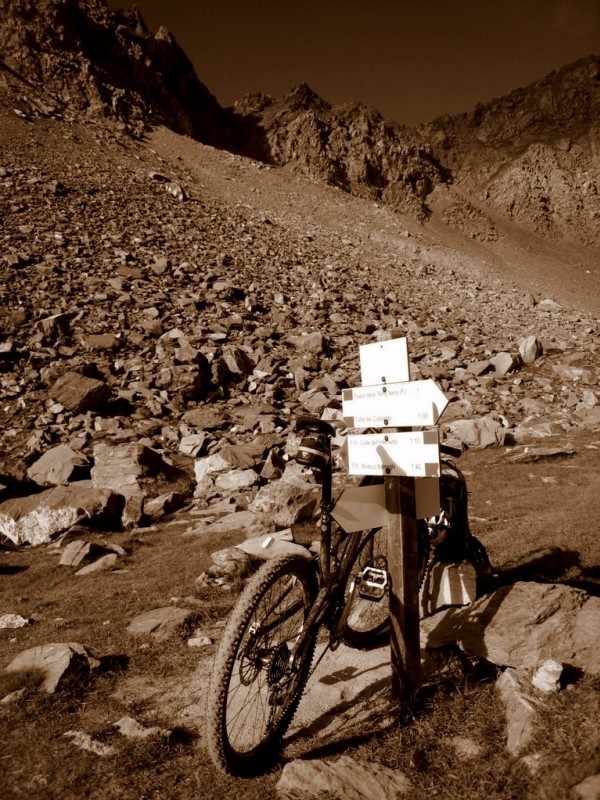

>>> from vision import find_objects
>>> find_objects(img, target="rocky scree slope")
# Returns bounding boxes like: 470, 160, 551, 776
0, 82, 599, 543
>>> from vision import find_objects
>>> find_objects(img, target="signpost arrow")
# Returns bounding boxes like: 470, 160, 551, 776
332, 478, 441, 532
342, 378, 448, 428
346, 429, 441, 478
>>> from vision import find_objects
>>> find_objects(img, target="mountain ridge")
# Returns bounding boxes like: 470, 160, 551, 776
0, 0, 598, 247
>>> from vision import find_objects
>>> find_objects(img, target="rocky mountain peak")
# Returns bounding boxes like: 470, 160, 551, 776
0, 0, 231, 145
422, 54, 600, 247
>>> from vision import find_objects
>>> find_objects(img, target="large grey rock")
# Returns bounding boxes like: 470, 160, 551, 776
0, 483, 124, 545
518, 335, 543, 364
251, 478, 318, 526
496, 668, 540, 756
208, 546, 254, 579
126, 606, 193, 642
277, 755, 412, 799
490, 351, 519, 375
50, 371, 110, 412
236, 528, 312, 561
442, 415, 506, 448
59, 539, 112, 567
91, 442, 172, 498
75, 553, 118, 575
214, 468, 259, 490
5, 642, 103, 693
421, 581, 600, 675
27, 444, 89, 486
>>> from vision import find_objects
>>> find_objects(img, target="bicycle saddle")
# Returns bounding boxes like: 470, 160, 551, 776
295, 415, 337, 439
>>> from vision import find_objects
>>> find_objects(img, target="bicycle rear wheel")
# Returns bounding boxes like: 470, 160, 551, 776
205, 554, 318, 775
342, 524, 430, 649
342, 527, 389, 648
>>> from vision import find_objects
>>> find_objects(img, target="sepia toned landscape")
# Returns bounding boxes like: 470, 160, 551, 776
1, 2, 599, 798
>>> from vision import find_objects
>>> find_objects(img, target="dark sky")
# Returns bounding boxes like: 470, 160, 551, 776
108, 0, 600, 125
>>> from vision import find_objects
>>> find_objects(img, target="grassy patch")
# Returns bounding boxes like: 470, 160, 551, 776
1, 432, 600, 798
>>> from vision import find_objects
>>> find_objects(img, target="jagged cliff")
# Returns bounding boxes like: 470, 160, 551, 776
231, 84, 449, 221
423, 56, 600, 246
0, 0, 598, 245
0, 0, 231, 145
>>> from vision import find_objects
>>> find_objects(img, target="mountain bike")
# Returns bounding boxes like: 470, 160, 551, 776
205, 415, 493, 775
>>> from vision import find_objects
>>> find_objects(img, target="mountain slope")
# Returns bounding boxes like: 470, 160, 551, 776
0, 1, 598, 250
231, 84, 449, 221
423, 56, 600, 246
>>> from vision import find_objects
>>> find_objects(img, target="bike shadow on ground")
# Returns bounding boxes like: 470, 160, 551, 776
284, 665, 398, 761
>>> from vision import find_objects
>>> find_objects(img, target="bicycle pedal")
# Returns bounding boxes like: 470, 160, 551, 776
357, 567, 388, 601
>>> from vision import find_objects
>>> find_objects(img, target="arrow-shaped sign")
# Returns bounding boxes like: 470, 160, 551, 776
332, 478, 441, 532
342, 379, 448, 428
346, 429, 441, 478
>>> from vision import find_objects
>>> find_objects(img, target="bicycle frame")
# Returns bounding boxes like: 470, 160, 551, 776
279, 432, 369, 676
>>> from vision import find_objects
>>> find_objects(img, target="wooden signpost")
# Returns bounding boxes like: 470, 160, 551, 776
342, 336, 448, 702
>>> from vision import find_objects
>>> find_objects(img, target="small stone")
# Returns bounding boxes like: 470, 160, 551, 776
64, 730, 114, 756
75, 553, 118, 575
518, 335, 543, 364
0, 613, 31, 629
114, 715, 169, 739
531, 658, 563, 692
187, 635, 212, 648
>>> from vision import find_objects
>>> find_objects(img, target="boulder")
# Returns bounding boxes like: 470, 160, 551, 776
75, 553, 119, 575
0, 484, 124, 545
251, 478, 318, 526
5, 642, 103, 693
59, 540, 113, 567
91, 443, 193, 507
442, 415, 506, 448
518, 335, 543, 364
50, 371, 110, 412
126, 606, 194, 642
490, 352, 520, 375
277, 755, 412, 799
496, 668, 541, 756
27, 444, 89, 486
421, 581, 600, 675
236, 529, 312, 561
92, 442, 165, 498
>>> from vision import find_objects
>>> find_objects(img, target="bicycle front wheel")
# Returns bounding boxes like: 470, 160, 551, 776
205, 554, 318, 776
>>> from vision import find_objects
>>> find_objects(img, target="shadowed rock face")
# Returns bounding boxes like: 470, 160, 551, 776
422, 56, 600, 246
230, 84, 450, 221
0, 0, 232, 145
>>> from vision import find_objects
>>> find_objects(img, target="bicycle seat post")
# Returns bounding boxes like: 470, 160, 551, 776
318, 437, 333, 579
294, 415, 335, 580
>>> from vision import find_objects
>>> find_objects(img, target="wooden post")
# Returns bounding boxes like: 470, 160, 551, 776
385, 473, 421, 702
